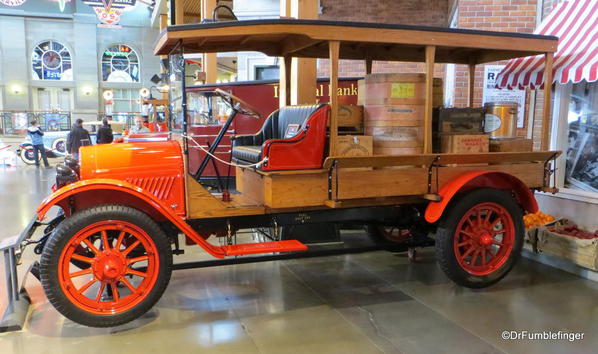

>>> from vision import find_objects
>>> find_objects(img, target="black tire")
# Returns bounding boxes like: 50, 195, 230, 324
435, 188, 524, 288
40, 205, 173, 327
366, 225, 411, 244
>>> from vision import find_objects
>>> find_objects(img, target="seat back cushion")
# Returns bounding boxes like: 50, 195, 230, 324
275, 104, 325, 139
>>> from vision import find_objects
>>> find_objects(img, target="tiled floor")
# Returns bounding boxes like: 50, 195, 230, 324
1, 162, 597, 354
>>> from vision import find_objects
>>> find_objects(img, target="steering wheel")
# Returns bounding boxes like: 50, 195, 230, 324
214, 88, 262, 118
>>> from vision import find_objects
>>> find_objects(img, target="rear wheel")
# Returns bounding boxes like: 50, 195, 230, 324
435, 188, 524, 288
40, 205, 172, 327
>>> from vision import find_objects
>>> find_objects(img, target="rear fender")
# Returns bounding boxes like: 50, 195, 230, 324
37, 179, 225, 258
424, 170, 538, 223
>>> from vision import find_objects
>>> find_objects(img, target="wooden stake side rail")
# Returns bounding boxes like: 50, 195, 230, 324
185, 150, 559, 219
323, 151, 561, 169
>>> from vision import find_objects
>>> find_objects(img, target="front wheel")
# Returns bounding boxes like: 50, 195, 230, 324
435, 188, 524, 288
20, 146, 37, 165
40, 205, 173, 327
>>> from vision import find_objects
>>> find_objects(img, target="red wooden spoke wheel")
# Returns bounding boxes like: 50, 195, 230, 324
40, 205, 172, 327
453, 202, 515, 276
58, 221, 160, 315
435, 189, 524, 288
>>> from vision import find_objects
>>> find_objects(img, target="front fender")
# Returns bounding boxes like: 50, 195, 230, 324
424, 170, 538, 223
37, 179, 225, 258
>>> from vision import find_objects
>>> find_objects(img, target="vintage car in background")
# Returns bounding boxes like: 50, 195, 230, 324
17, 121, 126, 164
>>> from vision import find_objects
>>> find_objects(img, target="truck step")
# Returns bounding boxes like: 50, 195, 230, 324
224, 240, 308, 256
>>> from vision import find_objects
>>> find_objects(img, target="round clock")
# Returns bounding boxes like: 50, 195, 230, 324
42, 51, 62, 69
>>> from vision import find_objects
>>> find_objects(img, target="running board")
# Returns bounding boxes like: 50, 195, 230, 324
223, 240, 308, 256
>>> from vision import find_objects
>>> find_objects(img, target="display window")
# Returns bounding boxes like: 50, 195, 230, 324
111, 88, 141, 113
101, 44, 140, 82
31, 40, 73, 81
564, 82, 598, 193
552, 81, 598, 201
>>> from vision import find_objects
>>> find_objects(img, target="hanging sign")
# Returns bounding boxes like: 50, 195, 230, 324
483, 65, 526, 128
53, 0, 72, 12
83, 0, 137, 28
0, 0, 27, 6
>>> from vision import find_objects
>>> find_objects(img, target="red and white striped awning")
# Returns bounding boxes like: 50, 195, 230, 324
496, 0, 598, 89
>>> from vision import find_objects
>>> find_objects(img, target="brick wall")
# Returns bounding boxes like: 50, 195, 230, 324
452, 0, 539, 140
317, 0, 450, 78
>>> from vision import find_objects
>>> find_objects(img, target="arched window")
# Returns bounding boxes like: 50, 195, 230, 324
31, 40, 73, 81
101, 44, 140, 82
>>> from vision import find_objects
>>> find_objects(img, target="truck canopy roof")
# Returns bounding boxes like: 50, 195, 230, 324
154, 19, 558, 64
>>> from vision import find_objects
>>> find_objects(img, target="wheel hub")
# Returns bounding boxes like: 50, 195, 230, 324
479, 233, 493, 246
92, 251, 126, 282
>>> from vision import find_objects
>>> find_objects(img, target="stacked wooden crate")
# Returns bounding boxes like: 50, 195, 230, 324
432, 107, 488, 153
359, 73, 443, 155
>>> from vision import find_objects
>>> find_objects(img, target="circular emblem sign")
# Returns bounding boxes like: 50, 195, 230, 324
0, 0, 27, 6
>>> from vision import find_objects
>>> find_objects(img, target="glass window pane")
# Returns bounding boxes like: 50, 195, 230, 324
564, 81, 598, 193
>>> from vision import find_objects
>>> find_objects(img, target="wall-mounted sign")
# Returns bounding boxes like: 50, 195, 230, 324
0, 0, 27, 6
82, 0, 137, 28
482, 65, 526, 128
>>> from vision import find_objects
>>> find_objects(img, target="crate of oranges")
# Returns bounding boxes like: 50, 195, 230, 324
523, 211, 557, 252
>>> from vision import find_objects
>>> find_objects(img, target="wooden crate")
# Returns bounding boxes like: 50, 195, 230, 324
335, 135, 373, 157
364, 105, 424, 125
436, 134, 489, 154
538, 228, 598, 271
433, 107, 485, 134
489, 138, 534, 152
361, 73, 443, 106
335, 105, 363, 127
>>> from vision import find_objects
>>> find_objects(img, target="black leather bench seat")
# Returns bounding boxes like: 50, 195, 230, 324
232, 145, 262, 163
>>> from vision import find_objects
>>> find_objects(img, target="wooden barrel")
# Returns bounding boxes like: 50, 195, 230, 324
362, 73, 442, 155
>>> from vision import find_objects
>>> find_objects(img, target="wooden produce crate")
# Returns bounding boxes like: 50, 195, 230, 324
524, 219, 561, 253
537, 227, 598, 271
435, 133, 489, 154
335, 135, 373, 157
489, 138, 534, 152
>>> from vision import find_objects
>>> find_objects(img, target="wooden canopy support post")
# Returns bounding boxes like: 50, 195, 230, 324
174, 0, 184, 25
467, 63, 476, 107
365, 58, 373, 75
541, 52, 553, 151
280, 0, 317, 104
279, 56, 292, 108
201, 0, 218, 84
329, 41, 340, 156
160, 14, 169, 100
423, 45, 436, 154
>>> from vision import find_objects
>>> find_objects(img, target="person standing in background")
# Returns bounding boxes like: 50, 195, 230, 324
96, 118, 114, 144
27, 120, 50, 168
66, 119, 92, 160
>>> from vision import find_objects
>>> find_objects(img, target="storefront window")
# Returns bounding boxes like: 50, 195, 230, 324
564, 81, 598, 193
111, 89, 141, 113
101, 44, 140, 82
31, 40, 73, 80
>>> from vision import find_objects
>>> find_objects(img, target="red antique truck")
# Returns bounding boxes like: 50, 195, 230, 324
5, 19, 559, 328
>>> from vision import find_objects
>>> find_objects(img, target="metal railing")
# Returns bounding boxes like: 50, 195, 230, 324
0, 111, 71, 135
